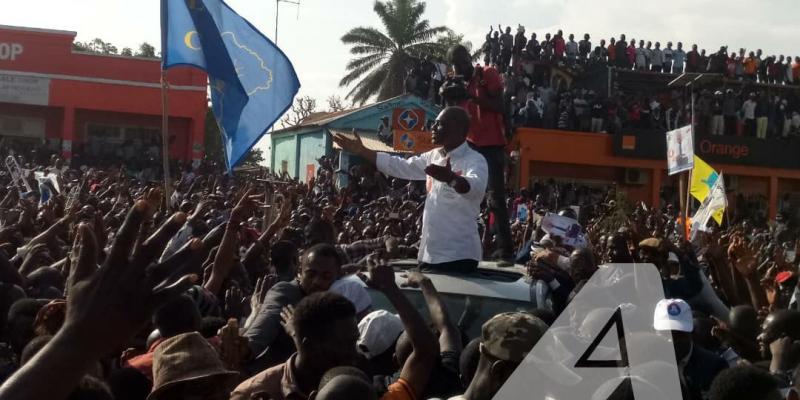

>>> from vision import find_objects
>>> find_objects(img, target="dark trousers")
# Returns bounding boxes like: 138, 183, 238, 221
420, 259, 479, 274
744, 118, 756, 137
724, 116, 737, 136
470, 144, 513, 255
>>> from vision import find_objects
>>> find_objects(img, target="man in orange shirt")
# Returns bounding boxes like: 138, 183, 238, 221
743, 51, 758, 81
607, 37, 616, 64
793, 57, 800, 83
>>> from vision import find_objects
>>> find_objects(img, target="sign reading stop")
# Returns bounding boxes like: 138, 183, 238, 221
0, 43, 24, 61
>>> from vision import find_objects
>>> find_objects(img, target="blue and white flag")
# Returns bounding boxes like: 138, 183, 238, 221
161, 0, 300, 170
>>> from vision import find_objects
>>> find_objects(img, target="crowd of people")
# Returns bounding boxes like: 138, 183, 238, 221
481, 25, 800, 84
0, 133, 798, 400
496, 27, 800, 138
400, 26, 800, 140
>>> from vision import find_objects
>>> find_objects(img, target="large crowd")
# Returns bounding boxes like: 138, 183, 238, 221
405, 27, 800, 139
0, 141, 797, 400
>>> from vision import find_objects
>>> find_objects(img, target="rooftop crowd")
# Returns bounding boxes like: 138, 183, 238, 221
405, 26, 800, 139
0, 138, 797, 400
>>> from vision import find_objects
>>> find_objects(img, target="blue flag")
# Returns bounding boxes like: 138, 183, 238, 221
161, 0, 300, 170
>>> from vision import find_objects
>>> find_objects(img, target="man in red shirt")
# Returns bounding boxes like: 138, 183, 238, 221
446, 45, 514, 260
553, 30, 566, 61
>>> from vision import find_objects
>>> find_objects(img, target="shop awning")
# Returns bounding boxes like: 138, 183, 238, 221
330, 129, 396, 153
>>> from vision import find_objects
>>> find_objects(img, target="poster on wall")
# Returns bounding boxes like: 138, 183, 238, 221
391, 108, 426, 131
393, 130, 434, 153
666, 125, 694, 175
391, 107, 434, 153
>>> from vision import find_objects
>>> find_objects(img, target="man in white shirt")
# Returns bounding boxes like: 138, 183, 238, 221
663, 42, 675, 73
650, 42, 664, 73
672, 42, 687, 74
565, 34, 579, 65
741, 93, 758, 137
333, 107, 487, 272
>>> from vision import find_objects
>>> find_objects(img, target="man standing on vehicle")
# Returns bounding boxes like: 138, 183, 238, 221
333, 107, 487, 272
446, 44, 515, 262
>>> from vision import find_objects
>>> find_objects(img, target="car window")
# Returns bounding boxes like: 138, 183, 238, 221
365, 288, 533, 339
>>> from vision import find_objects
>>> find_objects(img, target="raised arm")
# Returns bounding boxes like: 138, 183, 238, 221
332, 131, 429, 181
403, 270, 462, 353
366, 260, 437, 399
0, 203, 200, 400
205, 190, 255, 297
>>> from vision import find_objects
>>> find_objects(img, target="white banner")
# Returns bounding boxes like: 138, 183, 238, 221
666, 125, 694, 175
691, 173, 727, 238
540, 212, 588, 248
0, 73, 50, 106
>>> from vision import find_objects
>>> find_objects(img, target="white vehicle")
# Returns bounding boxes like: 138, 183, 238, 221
360, 259, 550, 338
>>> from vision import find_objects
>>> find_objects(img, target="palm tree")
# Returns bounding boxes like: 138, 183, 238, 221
339, 0, 448, 105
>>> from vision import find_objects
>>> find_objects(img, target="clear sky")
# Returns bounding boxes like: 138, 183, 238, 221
4, 0, 798, 155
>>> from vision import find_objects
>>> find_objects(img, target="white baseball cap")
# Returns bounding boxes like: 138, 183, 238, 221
357, 310, 404, 359
653, 299, 693, 333
330, 275, 372, 314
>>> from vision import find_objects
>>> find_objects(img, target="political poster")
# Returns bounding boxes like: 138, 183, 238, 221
517, 203, 529, 223
666, 125, 694, 175
691, 172, 727, 239
540, 212, 588, 248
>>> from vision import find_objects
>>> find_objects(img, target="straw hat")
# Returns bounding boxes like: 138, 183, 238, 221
148, 332, 238, 400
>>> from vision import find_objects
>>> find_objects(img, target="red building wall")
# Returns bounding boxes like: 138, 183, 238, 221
0, 25, 208, 161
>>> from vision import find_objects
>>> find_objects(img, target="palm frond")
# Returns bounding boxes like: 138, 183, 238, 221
340, 0, 458, 104
341, 27, 395, 50
347, 64, 390, 105
373, 0, 404, 45
339, 54, 388, 87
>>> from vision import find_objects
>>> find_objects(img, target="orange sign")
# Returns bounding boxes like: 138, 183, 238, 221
393, 130, 435, 153
306, 164, 315, 184
392, 108, 426, 131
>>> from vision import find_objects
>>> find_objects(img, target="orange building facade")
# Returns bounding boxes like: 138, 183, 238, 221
516, 128, 800, 220
0, 25, 208, 162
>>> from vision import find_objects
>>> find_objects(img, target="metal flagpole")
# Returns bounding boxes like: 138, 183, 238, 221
160, 70, 173, 208
683, 83, 695, 239
275, 0, 300, 44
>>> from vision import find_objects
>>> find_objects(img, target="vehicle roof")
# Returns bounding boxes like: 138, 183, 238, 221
379, 259, 532, 302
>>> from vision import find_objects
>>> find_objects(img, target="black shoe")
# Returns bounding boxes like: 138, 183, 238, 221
489, 250, 516, 267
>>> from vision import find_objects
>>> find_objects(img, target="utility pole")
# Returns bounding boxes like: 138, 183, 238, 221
275, 0, 300, 44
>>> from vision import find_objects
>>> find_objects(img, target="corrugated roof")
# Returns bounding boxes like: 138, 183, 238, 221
329, 129, 396, 153
273, 94, 427, 134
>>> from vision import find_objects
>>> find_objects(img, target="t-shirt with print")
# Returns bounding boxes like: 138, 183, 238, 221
459, 65, 506, 147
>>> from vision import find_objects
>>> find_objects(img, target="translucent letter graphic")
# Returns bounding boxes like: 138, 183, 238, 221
494, 263, 683, 400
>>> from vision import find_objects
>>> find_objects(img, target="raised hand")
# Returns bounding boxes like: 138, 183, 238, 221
230, 188, 258, 224
279, 305, 295, 338
331, 130, 368, 156
363, 253, 397, 293
224, 285, 247, 320
243, 274, 277, 330
424, 157, 455, 183
64, 203, 201, 357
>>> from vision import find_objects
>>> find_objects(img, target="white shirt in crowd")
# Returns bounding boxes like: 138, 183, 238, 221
376, 141, 488, 264
651, 48, 664, 66
566, 41, 579, 58
742, 99, 757, 120
635, 47, 647, 68
673, 49, 686, 68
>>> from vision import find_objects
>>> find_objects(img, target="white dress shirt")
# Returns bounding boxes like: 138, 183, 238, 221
376, 141, 488, 264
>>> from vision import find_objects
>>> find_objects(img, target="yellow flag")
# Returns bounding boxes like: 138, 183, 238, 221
712, 208, 724, 225
690, 155, 719, 202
